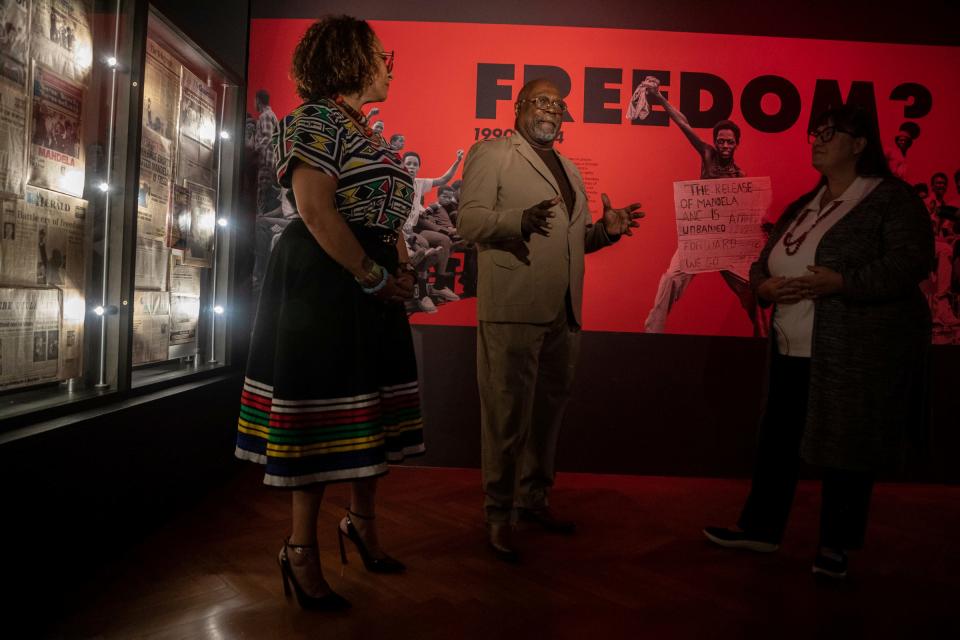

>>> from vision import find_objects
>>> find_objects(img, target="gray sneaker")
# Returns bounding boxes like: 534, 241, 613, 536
812, 549, 848, 579
428, 285, 460, 302
417, 297, 438, 313
703, 527, 780, 553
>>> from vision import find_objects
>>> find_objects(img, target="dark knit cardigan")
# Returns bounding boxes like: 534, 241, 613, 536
750, 178, 934, 471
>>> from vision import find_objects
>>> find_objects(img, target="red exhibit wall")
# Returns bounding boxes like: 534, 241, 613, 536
248, 19, 960, 335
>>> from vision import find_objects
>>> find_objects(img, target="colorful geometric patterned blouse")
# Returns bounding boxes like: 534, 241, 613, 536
273, 99, 415, 232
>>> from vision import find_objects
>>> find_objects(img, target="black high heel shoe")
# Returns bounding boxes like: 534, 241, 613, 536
278, 538, 351, 611
337, 510, 406, 574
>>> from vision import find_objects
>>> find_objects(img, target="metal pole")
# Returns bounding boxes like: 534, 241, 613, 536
209, 83, 229, 363
96, 0, 124, 388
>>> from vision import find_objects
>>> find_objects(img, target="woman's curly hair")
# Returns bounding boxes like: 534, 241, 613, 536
291, 15, 378, 102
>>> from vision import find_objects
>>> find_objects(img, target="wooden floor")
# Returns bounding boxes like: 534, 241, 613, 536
41, 467, 960, 639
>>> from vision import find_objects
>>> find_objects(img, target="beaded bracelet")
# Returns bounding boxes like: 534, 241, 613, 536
358, 264, 389, 294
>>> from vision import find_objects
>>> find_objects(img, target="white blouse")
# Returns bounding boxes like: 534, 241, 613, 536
767, 176, 883, 357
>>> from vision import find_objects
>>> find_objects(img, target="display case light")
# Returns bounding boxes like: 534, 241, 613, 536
217, 217, 228, 227
219, 130, 230, 140
97, 182, 110, 192
106, 56, 118, 68
92, 305, 118, 316
213, 305, 225, 315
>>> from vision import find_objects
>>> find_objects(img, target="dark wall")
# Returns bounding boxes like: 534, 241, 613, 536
153, 0, 251, 77
250, 0, 960, 47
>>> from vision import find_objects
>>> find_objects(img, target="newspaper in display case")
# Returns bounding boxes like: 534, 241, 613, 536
28, 63, 85, 197
137, 126, 173, 240
58, 285, 82, 379
166, 183, 188, 250
169, 249, 200, 297
183, 180, 215, 267
132, 289, 170, 365
143, 38, 181, 142
176, 134, 214, 188
0, 76, 27, 195
134, 235, 168, 291
167, 250, 199, 358
179, 67, 216, 147
168, 294, 198, 357
0, 286, 61, 390
29, 0, 93, 82
1, 0, 31, 66
0, 53, 26, 87
1, 186, 87, 290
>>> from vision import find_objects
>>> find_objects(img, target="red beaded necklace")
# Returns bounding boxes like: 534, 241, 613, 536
333, 95, 378, 139
781, 198, 843, 256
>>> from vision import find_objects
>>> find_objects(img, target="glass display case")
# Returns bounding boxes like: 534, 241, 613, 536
0, 1, 244, 427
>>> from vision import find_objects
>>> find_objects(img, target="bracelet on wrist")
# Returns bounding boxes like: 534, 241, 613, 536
358, 264, 389, 294
356, 261, 384, 286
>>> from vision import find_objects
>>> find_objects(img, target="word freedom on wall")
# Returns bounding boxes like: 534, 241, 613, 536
475, 64, 933, 134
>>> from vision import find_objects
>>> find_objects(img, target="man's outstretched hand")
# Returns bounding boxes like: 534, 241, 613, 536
521, 196, 559, 239
601, 193, 644, 237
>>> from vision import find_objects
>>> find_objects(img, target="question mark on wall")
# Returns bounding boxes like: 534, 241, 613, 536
890, 82, 932, 119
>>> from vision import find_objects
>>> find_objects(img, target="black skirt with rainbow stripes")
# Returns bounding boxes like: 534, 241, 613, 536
236, 220, 425, 487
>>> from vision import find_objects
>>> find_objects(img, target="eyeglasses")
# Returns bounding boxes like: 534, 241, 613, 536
376, 50, 395, 74
807, 125, 854, 144
519, 96, 568, 113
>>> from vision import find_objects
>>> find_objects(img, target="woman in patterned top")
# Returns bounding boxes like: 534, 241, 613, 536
236, 15, 425, 610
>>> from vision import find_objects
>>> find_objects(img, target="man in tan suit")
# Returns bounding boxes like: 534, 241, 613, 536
458, 79, 644, 561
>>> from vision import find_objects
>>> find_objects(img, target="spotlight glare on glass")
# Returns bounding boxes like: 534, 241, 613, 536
213, 305, 225, 315
217, 217, 228, 227
106, 56, 118, 68
97, 181, 109, 193
93, 305, 105, 316
219, 130, 230, 140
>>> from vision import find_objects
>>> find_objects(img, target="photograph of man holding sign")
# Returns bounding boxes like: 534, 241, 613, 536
634, 76, 764, 335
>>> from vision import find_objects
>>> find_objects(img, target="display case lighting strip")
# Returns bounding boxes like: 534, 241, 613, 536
208, 83, 230, 363
96, 0, 124, 389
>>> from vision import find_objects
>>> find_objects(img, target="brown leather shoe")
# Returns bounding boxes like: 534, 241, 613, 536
488, 522, 519, 563
517, 507, 576, 534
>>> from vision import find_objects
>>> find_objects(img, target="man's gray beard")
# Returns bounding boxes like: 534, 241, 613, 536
531, 125, 558, 144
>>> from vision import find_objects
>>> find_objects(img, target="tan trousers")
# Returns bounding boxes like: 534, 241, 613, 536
478, 307, 581, 523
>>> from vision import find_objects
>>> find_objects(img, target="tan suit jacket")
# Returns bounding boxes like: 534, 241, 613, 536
457, 135, 615, 325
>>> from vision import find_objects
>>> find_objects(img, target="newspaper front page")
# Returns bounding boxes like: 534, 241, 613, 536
1, 0, 30, 65
165, 183, 188, 250
137, 125, 172, 240
134, 235, 168, 290
132, 289, 169, 364
167, 250, 200, 357
28, 62, 85, 196
0, 286, 61, 390
183, 181, 215, 267
0, 186, 87, 290
0, 74, 27, 195
179, 67, 216, 147
168, 249, 200, 296
143, 37, 181, 142
29, 0, 93, 82
168, 294, 198, 357
58, 285, 82, 378
176, 134, 214, 188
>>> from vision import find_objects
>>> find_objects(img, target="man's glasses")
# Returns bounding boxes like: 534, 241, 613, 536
520, 96, 568, 113
807, 125, 854, 144
376, 50, 395, 73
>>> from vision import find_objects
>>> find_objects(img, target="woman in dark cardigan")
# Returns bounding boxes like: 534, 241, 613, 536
704, 105, 934, 579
